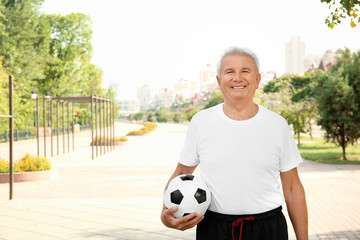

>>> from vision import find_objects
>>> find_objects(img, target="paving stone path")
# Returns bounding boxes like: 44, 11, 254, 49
0, 122, 359, 240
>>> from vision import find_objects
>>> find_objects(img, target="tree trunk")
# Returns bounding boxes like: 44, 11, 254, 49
342, 144, 347, 160
341, 125, 347, 160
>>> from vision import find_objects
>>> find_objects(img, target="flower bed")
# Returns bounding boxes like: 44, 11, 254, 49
0, 170, 54, 183
91, 135, 128, 146
0, 154, 52, 183
127, 122, 157, 136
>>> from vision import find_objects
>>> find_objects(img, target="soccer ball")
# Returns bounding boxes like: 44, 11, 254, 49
164, 174, 211, 218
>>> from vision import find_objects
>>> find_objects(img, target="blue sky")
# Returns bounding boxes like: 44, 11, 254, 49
41, 0, 360, 99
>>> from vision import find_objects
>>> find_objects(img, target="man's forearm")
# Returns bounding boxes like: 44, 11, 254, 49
285, 185, 308, 240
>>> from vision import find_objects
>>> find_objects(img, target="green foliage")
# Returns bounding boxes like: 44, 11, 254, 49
203, 89, 223, 109
262, 74, 319, 145
263, 75, 291, 93
321, 0, 360, 28
298, 136, 360, 163
129, 111, 148, 121
0, 153, 52, 173
314, 70, 358, 160
173, 112, 186, 123
0, 0, 50, 94
155, 108, 174, 123
0, 158, 9, 173
16, 153, 52, 172
0, 0, 106, 133
43, 13, 102, 97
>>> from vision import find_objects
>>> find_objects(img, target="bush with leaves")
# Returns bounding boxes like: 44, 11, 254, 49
0, 154, 51, 173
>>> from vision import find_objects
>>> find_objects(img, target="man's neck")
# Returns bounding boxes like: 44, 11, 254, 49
222, 101, 259, 121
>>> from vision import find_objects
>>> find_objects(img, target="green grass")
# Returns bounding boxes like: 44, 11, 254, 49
298, 136, 360, 164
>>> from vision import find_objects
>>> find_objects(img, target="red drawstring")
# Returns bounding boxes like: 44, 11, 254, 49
232, 216, 255, 240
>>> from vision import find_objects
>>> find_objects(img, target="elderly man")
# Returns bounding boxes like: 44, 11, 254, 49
161, 47, 308, 240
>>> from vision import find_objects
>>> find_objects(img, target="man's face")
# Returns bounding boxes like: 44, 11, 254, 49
216, 54, 261, 104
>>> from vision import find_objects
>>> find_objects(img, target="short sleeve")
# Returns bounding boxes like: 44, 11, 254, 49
279, 119, 303, 172
179, 118, 200, 167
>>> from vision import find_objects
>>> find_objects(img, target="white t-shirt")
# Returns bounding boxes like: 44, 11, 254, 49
179, 103, 303, 215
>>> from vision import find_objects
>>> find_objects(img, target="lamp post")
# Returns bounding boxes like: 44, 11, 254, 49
44, 92, 51, 157
31, 90, 39, 156
31, 90, 38, 127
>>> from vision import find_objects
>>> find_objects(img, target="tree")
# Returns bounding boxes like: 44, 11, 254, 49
0, 0, 50, 132
0, 0, 50, 95
43, 13, 96, 97
0, 1, 105, 133
203, 89, 223, 109
315, 70, 358, 160
262, 74, 319, 145
321, 0, 360, 28
0, 57, 10, 132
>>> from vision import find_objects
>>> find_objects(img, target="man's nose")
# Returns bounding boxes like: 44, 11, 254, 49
233, 72, 242, 81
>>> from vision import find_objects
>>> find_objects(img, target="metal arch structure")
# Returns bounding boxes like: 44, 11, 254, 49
0, 76, 14, 200
35, 95, 115, 160
1, 77, 115, 200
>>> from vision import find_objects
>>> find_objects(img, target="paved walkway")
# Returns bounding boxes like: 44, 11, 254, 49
0, 122, 360, 240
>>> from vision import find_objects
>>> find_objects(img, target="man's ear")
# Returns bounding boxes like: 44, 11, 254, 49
256, 73, 261, 88
216, 75, 221, 89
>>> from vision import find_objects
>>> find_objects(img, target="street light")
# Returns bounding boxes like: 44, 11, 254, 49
30, 90, 38, 127
30, 90, 38, 100
30, 89, 39, 156
45, 92, 51, 127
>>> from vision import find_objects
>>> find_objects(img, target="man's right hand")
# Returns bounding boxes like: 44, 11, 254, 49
161, 206, 204, 231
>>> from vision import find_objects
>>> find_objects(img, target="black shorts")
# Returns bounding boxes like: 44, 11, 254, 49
196, 206, 288, 240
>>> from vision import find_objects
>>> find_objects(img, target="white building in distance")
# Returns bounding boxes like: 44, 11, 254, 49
199, 64, 217, 93
285, 36, 306, 75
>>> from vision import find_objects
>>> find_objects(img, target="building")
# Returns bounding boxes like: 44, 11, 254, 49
174, 78, 198, 99
260, 71, 277, 87
285, 36, 306, 75
137, 84, 151, 104
199, 64, 217, 92
137, 84, 151, 110
323, 50, 336, 65
304, 53, 323, 71
152, 88, 175, 110
306, 49, 338, 73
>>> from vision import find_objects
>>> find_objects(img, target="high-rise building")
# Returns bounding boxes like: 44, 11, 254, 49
285, 36, 306, 75
137, 84, 151, 110
137, 84, 151, 104
174, 78, 198, 99
199, 64, 217, 92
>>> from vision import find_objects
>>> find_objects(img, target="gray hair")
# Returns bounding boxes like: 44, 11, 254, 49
216, 47, 260, 75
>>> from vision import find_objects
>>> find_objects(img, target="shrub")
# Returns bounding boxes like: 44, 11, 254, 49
114, 136, 128, 142
127, 122, 157, 136
16, 153, 52, 172
91, 136, 114, 145
127, 128, 150, 135
0, 154, 52, 173
142, 122, 157, 130
0, 158, 9, 173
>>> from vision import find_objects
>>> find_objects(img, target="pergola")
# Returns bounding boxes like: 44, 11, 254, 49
1, 76, 116, 200
34, 95, 115, 160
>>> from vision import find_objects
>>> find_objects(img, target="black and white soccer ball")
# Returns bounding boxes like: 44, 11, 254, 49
164, 174, 211, 218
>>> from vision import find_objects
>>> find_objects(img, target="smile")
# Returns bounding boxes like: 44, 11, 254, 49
232, 86, 246, 89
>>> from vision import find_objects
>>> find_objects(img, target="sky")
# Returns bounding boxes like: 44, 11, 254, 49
41, 0, 360, 99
